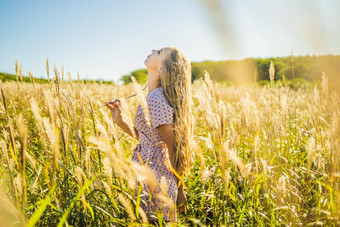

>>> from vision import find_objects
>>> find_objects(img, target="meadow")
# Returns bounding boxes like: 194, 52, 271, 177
0, 66, 339, 226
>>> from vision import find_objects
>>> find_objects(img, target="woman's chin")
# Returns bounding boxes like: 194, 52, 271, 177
144, 59, 150, 67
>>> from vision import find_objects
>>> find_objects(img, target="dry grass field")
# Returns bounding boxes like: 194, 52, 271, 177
0, 68, 339, 226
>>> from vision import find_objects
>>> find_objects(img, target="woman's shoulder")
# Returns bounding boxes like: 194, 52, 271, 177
147, 87, 165, 102
146, 87, 174, 128
146, 87, 173, 109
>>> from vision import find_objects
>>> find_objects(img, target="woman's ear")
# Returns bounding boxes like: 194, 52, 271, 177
158, 66, 163, 74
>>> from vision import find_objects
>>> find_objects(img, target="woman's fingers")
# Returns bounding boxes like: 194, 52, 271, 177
105, 99, 121, 115
107, 99, 120, 107
105, 102, 115, 111
177, 190, 187, 213
104, 102, 110, 110
178, 204, 185, 212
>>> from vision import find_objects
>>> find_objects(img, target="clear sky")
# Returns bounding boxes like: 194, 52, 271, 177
1, 0, 339, 82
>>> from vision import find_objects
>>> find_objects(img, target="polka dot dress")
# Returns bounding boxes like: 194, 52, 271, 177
131, 87, 178, 223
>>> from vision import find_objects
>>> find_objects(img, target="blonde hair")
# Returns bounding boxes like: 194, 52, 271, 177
160, 47, 195, 177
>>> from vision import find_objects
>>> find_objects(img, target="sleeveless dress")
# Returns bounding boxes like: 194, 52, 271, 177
131, 87, 178, 222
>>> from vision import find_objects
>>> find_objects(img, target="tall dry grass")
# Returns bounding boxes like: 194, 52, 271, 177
0, 64, 339, 226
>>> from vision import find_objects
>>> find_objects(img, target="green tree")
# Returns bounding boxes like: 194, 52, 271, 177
120, 69, 148, 85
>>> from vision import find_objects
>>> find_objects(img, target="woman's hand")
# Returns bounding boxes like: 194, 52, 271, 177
105, 99, 122, 124
177, 187, 187, 213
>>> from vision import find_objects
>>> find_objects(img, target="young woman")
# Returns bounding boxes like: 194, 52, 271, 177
105, 47, 195, 223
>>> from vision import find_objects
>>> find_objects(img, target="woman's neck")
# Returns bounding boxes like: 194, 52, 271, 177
147, 70, 161, 94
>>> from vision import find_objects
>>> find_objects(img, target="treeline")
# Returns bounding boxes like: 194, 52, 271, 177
2, 54, 339, 87
0, 72, 49, 83
121, 54, 340, 86
0, 72, 114, 84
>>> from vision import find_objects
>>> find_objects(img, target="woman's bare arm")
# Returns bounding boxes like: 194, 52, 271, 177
105, 100, 139, 140
115, 119, 139, 140
156, 124, 183, 190
156, 123, 187, 212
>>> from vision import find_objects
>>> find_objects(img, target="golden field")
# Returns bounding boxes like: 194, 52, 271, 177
0, 69, 339, 226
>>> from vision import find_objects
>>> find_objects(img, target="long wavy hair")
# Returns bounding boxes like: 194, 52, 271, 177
160, 47, 195, 178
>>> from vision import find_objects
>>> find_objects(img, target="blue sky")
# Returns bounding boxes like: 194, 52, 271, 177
0, 0, 339, 82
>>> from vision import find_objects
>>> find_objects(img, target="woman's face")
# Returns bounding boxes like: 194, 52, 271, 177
144, 47, 173, 72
